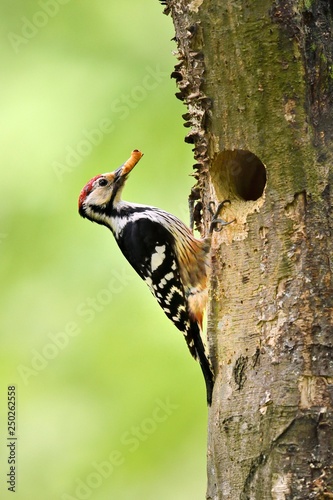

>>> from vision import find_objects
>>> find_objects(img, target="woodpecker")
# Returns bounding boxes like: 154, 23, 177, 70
78, 150, 230, 405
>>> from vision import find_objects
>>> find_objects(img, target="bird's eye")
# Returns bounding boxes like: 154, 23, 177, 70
98, 178, 108, 187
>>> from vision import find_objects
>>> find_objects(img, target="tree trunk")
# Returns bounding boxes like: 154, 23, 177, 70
161, 0, 333, 498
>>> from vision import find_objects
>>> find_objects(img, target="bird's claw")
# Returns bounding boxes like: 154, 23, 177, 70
209, 200, 235, 234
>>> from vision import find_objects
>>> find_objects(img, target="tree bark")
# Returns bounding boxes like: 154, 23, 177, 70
161, 0, 333, 498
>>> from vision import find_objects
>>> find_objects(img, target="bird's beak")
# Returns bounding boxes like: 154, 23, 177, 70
113, 149, 144, 181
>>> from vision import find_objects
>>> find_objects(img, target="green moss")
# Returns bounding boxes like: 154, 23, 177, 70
202, 0, 319, 198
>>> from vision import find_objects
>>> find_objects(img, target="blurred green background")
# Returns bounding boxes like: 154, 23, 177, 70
0, 1, 208, 499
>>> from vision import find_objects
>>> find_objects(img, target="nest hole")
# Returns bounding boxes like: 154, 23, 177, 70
211, 150, 267, 201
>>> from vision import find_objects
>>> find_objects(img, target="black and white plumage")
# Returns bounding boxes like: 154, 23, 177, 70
78, 150, 214, 405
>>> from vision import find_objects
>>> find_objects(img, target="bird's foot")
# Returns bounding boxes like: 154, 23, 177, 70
209, 200, 235, 234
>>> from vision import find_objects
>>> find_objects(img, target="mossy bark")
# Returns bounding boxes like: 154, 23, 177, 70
161, 0, 333, 498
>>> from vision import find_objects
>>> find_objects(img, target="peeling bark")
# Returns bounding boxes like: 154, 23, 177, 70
161, 0, 333, 498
